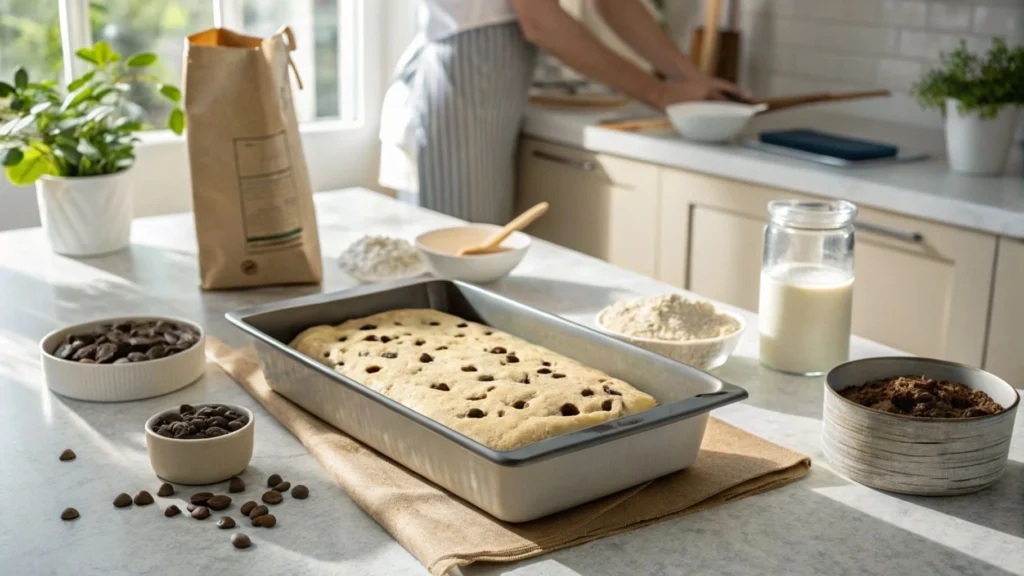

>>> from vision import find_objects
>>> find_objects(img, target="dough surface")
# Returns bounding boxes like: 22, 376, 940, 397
289, 308, 659, 451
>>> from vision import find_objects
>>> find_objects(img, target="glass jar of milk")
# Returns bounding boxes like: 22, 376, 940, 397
758, 200, 857, 376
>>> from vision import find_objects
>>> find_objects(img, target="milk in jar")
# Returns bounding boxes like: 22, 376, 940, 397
758, 200, 857, 376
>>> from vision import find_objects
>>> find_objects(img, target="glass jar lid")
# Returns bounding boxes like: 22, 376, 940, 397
767, 200, 857, 230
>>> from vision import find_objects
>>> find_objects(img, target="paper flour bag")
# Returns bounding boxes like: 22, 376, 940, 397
184, 26, 322, 290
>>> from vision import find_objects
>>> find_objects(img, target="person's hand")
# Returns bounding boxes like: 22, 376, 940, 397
656, 78, 754, 109
704, 77, 754, 102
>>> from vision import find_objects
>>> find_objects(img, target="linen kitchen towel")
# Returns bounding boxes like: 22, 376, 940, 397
207, 339, 811, 575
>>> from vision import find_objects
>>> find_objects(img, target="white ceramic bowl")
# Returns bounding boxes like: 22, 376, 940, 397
39, 316, 206, 402
665, 101, 768, 143
415, 224, 530, 283
145, 403, 255, 485
593, 305, 745, 371
824, 357, 1019, 496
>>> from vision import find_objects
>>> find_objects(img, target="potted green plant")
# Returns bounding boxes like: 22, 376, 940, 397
912, 38, 1024, 176
0, 40, 184, 256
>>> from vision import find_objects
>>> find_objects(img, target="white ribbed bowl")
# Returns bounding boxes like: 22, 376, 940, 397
146, 403, 254, 485
39, 316, 206, 402
824, 357, 1019, 496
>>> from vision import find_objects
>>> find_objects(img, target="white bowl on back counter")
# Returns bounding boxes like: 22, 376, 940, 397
824, 357, 1019, 496
39, 316, 206, 402
415, 225, 530, 283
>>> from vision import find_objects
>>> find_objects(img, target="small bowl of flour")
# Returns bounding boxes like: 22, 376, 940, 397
338, 235, 427, 284
595, 294, 744, 371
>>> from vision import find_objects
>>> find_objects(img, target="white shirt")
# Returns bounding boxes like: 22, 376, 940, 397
422, 0, 517, 41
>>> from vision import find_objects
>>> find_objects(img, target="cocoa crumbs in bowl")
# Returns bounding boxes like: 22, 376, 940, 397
839, 375, 1004, 419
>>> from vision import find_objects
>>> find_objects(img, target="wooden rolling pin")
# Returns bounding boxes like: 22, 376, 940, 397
598, 90, 892, 132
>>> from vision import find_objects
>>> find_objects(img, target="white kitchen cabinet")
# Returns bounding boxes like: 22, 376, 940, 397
984, 238, 1024, 388
659, 167, 997, 367
517, 139, 659, 277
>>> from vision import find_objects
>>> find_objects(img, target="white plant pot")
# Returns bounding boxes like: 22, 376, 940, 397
35, 170, 133, 257
944, 99, 1021, 176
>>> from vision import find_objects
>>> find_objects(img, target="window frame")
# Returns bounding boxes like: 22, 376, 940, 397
55, 0, 366, 143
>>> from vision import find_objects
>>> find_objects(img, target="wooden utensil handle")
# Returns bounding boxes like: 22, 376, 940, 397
460, 202, 550, 255
597, 116, 672, 132
761, 90, 891, 112
699, 0, 723, 75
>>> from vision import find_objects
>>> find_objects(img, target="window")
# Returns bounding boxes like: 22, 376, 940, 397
2, 0, 359, 129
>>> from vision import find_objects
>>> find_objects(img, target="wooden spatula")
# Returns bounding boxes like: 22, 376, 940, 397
457, 202, 549, 256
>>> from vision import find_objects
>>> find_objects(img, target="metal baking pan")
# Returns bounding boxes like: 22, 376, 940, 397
226, 279, 747, 522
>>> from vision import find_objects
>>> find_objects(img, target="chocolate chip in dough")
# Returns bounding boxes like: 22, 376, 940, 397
59, 449, 76, 461
559, 403, 580, 416
217, 516, 236, 529
602, 399, 614, 411
267, 474, 282, 487
466, 408, 485, 419
240, 501, 258, 516
430, 383, 449, 391
261, 490, 283, 505
133, 491, 154, 506
419, 353, 433, 363
164, 505, 181, 517
113, 493, 132, 508
231, 533, 251, 549
603, 385, 621, 396
191, 506, 211, 520
157, 483, 174, 497
61, 507, 79, 521
228, 477, 245, 493
207, 495, 232, 511
273, 481, 291, 492
252, 514, 277, 528
290, 485, 309, 500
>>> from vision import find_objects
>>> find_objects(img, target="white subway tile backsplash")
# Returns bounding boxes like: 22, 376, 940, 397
973, 7, 1024, 39
773, 0, 797, 17
796, 0, 844, 19
843, 0, 882, 24
795, 53, 842, 78
771, 47, 797, 73
881, 1, 929, 27
828, 25, 901, 55
928, 3, 973, 31
842, 56, 881, 83
877, 58, 923, 91
899, 30, 963, 59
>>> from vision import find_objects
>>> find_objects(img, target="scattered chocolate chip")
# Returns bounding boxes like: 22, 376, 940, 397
602, 399, 614, 411
113, 493, 132, 508
267, 474, 282, 487
430, 383, 450, 391
240, 501, 258, 516
133, 491, 154, 506
290, 485, 309, 499
59, 449, 76, 461
252, 514, 277, 528
466, 408, 485, 418
61, 507, 79, 521
273, 481, 291, 492
164, 505, 181, 517
157, 482, 174, 497
248, 505, 269, 520
559, 403, 580, 416
190, 492, 213, 505
262, 490, 283, 505
187, 503, 197, 512
217, 516, 236, 529
229, 477, 245, 493
231, 533, 251, 549
207, 495, 232, 511
191, 506, 211, 520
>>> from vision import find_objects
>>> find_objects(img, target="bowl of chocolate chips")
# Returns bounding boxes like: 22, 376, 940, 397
823, 356, 1019, 496
146, 403, 255, 485
39, 316, 205, 401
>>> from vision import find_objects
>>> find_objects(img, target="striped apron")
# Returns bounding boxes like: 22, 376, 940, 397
380, 23, 536, 225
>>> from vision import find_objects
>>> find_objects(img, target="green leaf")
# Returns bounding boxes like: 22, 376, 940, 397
61, 84, 94, 111
55, 135, 78, 149
77, 138, 99, 157
93, 41, 113, 65
29, 102, 52, 114
5, 147, 51, 185
75, 47, 97, 64
114, 156, 134, 169
13, 67, 28, 90
84, 105, 114, 123
0, 82, 13, 97
167, 108, 185, 134
2, 148, 23, 167
109, 51, 121, 63
55, 144, 82, 165
159, 84, 181, 103
67, 70, 96, 92
0, 114, 35, 137
126, 52, 157, 68
8, 96, 23, 111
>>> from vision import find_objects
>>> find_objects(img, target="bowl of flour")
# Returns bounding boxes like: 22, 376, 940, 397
595, 294, 744, 371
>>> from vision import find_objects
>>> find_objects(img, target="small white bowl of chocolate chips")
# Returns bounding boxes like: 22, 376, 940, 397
39, 316, 206, 401
146, 402, 255, 485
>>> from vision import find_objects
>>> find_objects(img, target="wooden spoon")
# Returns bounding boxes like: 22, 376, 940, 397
457, 202, 549, 256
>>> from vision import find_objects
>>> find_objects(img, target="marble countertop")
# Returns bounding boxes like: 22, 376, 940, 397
2, 189, 1021, 576
523, 103, 1024, 238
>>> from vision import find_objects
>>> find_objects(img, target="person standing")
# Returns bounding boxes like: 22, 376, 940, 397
379, 0, 747, 224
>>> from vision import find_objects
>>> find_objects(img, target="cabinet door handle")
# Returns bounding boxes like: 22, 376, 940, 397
532, 149, 596, 172
855, 221, 924, 243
